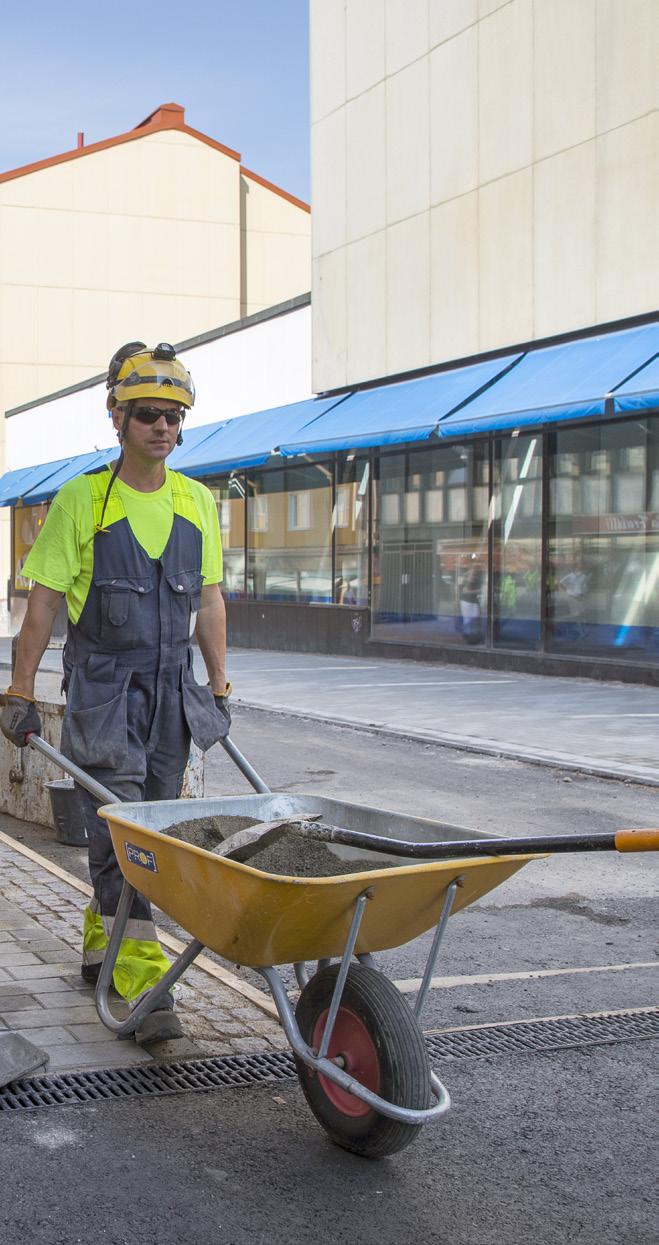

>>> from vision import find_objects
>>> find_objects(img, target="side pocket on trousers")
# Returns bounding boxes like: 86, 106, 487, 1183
181, 678, 222, 753
62, 683, 129, 770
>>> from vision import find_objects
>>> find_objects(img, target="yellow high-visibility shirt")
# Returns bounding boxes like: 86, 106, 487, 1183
22, 466, 223, 624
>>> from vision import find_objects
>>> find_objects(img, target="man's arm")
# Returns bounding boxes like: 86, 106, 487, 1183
195, 584, 228, 694
11, 585, 64, 697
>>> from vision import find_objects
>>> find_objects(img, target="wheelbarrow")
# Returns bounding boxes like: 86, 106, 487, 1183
27, 733, 659, 1159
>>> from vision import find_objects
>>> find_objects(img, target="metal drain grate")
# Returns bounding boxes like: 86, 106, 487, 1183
0, 1009, 656, 1113
425, 1008, 659, 1061
0, 1049, 296, 1113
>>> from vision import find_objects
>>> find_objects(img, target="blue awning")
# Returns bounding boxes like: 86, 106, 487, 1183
278, 355, 521, 456
1, 323, 656, 509
167, 418, 230, 470
0, 458, 75, 507
612, 352, 659, 413
20, 449, 118, 505
173, 397, 348, 477
18, 421, 233, 504
437, 322, 659, 437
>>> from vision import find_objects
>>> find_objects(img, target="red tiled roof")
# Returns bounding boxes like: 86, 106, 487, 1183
0, 103, 310, 212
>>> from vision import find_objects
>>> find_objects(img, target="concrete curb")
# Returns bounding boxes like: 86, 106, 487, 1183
232, 698, 659, 789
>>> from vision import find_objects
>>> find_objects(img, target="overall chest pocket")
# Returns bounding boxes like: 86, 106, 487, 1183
97, 576, 155, 647
166, 570, 203, 641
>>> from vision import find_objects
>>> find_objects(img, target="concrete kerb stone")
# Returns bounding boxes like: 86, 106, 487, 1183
232, 697, 659, 788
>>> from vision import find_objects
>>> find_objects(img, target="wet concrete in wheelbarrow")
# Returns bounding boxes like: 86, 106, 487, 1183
167, 815, 399, 878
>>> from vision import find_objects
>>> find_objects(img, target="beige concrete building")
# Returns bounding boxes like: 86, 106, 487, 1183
310, 0, 658, 393
0, 101, 311, 613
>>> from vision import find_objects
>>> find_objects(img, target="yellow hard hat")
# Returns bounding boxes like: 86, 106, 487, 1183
106, 341, 195, 409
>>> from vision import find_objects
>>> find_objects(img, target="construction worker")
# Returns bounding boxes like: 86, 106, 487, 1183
1, 342, 231, 1043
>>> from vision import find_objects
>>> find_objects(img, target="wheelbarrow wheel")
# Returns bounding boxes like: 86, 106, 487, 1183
294, 964, 431, 1159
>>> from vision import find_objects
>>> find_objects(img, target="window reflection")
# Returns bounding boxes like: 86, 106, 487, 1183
548, 419, 658, 661
372, 443, 489, 645
493, 435, 542, 650
335, 457, 369, 606
13, 503, 49, 592
246, 464, 333, 603
209, 477, 245, 598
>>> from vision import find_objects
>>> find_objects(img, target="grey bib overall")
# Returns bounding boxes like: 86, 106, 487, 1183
60, 468, 223, 993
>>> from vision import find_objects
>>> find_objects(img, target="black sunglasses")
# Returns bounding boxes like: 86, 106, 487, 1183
132, 405, 185, 427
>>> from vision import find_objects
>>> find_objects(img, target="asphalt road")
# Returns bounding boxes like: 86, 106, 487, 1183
1, 1041, 655, 1245
1, 708, 657, 1244
204, 708, 658, 1022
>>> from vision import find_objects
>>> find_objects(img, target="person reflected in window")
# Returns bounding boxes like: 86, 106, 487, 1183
459, 559, 484, 645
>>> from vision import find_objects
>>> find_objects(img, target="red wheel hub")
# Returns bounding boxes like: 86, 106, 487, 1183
312, 1006, 381, 1118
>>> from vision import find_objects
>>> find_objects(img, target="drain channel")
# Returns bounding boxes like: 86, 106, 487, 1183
424, 1008, 659, 1061
0, 1008, 656, 1114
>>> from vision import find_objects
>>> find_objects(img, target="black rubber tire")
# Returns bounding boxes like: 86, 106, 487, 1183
294, 964, 431, 1159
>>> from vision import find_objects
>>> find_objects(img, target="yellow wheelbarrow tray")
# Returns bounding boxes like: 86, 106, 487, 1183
26, 732, 659, 1161
99, 795, 537, 967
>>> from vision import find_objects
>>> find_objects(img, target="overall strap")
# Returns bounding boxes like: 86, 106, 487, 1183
85, 465, 203, 532
168, 469, 204, 528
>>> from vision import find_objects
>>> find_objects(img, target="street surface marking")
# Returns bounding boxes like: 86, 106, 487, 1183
330, 679, 518, 689
0, 830, 278, 1020
227, 664, 388, 673
423, 1004, 658, 1035
393, 960, 658, 994
569, 713, 659, 718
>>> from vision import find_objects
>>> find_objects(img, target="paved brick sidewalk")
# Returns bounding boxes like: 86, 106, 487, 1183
0, 836, 285, 1075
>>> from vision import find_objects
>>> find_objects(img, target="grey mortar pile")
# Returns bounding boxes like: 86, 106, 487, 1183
165, 816, 398, 878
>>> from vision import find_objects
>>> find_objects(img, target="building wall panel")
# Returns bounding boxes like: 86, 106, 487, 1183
311, 0, 659, 390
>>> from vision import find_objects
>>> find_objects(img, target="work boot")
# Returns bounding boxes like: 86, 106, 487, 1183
133, 991, 184, 1045
81, 962, 101, 985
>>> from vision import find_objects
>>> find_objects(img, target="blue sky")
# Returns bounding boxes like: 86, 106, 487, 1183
1, 0, 310, 201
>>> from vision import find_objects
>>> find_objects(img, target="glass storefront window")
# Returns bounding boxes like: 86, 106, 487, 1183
372, 442, 489, 646
13, 503, 49, 592
201, 415, 657, 673
493, 434, 543, 650
548, 417, 658, 662
208, 477, 245, 598
246, 463, 333, 603
335, 457, 369, 606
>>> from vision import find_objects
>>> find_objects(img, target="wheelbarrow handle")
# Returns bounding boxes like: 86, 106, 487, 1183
294, 824, 659, 860
27, 733, 270, 805
219, 735, 271, 794
26, 734, 118, 806
614, 828, 659, 853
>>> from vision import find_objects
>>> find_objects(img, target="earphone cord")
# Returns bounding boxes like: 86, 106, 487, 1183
97, 410, 129, 531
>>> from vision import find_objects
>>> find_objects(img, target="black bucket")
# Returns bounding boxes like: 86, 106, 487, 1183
46, 779, 88, 847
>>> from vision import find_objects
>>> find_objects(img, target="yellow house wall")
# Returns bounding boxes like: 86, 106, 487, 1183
240, 173, 311, 316
0, 126, 311, 617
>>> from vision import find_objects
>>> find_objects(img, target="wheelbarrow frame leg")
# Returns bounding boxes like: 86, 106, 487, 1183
94, 878, 205, 1037
414, 877, 461, 1022
317, 889, 370, 1058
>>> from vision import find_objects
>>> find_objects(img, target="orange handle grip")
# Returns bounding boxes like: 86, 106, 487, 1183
614, 828, 659, 853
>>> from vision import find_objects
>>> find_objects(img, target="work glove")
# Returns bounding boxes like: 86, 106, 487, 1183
1, 692, 42, 747
213, 682, 232, 739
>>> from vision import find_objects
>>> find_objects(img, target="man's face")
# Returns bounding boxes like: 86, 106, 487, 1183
113, 398, 184, 461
